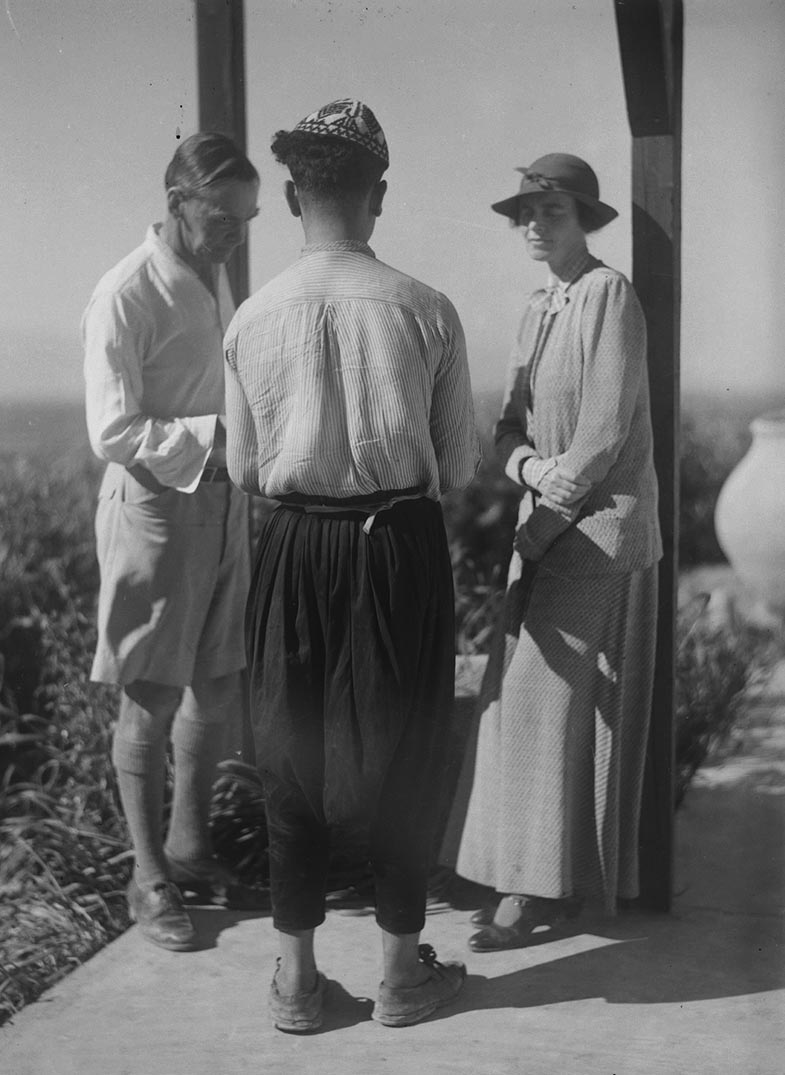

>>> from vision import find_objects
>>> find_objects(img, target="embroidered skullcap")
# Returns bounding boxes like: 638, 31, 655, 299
293, 99, 389, 167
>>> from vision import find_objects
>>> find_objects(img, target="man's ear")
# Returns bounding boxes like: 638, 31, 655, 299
166, 186, 186, 217
370, 179, 387, 218
284, 180, 302, 218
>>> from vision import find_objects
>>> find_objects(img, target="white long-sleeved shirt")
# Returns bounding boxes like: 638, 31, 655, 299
82, 224, 234, 492
224, 240, 480, 501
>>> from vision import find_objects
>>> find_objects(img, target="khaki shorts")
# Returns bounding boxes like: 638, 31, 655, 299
91, 464, 250, 687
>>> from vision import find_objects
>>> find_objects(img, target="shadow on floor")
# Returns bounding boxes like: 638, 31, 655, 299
435, 910, 785, 1022
299, 982, 375, 1034
186, 907, 271, 950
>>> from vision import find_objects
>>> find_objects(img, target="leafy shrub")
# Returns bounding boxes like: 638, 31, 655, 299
0, 448, 131, 1023
443, 443, 518, 655
674, 595, 779, 806
0, 393, 778, 1023
441, 392, 513, 652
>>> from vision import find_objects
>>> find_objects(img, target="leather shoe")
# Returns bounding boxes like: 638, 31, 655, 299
127, 877, 197, 951
166, 853, 270, 911
373, 944, 466, 1027
468, 895, 582, 952
469, 921, 529, 952
469, 905, 496, 927
269, 963, 328, 1033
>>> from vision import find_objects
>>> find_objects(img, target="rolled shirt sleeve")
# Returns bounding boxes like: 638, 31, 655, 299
83, 290, 218, 493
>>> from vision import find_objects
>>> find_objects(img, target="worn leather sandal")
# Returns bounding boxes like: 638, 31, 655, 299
269, 963, 328, 1033
373, 944, 466, 1027
469, 895, 582, 952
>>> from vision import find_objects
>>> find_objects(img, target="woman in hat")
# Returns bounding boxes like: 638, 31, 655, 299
450, 153, 662, 951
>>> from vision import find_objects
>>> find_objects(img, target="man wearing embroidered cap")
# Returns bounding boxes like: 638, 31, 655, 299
288, 97, 390, 164
224, 98, 479, 1030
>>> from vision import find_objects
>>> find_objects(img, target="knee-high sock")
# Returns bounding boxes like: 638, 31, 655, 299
164, 715, 227, 864
112, 731, 168, 886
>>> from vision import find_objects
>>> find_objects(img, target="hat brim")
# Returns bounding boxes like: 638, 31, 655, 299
491, 190, 618, 227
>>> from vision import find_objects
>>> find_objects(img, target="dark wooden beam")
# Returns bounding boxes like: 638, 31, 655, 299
614, 0, 674, 135
195, 0, 249, 306
615, 0, 683, 911
194, 0, 254, 767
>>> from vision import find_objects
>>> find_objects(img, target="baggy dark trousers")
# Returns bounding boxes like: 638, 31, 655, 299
245, 497, 456, 935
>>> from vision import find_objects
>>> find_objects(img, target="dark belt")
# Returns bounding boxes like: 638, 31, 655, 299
276, 487, 425, 534
277, 486, 422, 510
200, 466, 230, 484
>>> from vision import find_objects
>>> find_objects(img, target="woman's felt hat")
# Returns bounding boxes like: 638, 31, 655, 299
491, 153, 618, 226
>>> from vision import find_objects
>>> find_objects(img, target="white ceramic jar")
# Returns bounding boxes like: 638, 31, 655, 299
715, 409, 785, 610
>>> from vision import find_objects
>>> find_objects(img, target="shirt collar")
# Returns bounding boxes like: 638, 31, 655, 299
300, 240, 376, 258
146, 222, 176, 261
146, 223, 196, 276
145, 223, 221, 295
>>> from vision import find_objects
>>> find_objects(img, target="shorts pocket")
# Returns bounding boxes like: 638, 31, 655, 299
122, 468, 174, 506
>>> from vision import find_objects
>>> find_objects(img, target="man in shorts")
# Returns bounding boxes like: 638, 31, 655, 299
83, 132, 259, 950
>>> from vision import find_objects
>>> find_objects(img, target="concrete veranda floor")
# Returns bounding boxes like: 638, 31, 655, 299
3, 675, 784, 1075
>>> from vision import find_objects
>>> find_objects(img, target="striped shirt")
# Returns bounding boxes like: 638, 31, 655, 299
224, 240, 480, 501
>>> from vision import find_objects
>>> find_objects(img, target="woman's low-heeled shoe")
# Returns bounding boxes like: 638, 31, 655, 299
468, 896, 583, 952
469, 905, 496, 927
469, 921, 530, 952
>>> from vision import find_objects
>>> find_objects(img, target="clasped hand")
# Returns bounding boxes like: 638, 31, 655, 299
538, 461, 590, 508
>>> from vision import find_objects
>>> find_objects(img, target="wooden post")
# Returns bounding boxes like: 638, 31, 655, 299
195, 0, 249, 307
614, 0, 683, 911
195, 0, 255, 765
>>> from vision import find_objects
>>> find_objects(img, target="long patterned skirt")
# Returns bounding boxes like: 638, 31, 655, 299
448, 558, 658, 912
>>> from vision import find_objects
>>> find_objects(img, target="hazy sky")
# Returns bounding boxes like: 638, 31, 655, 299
2, 0, 784, 404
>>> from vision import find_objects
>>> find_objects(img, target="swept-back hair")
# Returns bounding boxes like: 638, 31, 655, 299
165, 132, 258, 195
271, 130, 385, 198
